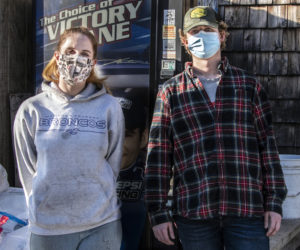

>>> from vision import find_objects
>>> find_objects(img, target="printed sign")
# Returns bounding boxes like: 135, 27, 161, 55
162, 50, 176, 59
163, 39, 176, 51
161, 59, 175, 70
162, 25, 176, 39
163, 9, 175, 25
35, 0, 152, 89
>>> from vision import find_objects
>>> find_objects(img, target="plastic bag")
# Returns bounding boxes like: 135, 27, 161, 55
0, 225, 30, 250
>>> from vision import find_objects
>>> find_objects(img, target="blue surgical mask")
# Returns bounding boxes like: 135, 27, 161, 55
187, 31, 220, 59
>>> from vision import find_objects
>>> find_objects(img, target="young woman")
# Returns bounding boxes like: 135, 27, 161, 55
13, 27, 124, 250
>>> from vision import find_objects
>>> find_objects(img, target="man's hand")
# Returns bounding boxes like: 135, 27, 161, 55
152, 222, 175, 245
264, 211, 282, 237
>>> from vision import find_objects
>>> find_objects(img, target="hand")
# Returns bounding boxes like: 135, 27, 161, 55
152, 222, 175, 245
264, 211, 282, 237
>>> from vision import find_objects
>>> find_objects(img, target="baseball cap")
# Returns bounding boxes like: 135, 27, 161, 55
112, 88, 147, 131
183, 6, 219, 34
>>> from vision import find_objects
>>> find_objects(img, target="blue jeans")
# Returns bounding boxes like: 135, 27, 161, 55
174, 216, 269, 250
30, 220, 122, 250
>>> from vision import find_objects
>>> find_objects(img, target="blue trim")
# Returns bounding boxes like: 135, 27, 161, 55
0, 211, 28, 226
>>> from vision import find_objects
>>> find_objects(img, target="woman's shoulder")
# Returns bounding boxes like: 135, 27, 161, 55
17, 92, 47, 111
100, 92, 122, 108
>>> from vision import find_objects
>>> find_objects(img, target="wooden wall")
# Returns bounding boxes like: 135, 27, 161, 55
194, 0, 300, 154
0, 0, 34, 185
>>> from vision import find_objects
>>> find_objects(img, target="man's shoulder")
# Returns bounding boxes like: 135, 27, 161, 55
160, 70, 187, 92
226, 64, 258, 86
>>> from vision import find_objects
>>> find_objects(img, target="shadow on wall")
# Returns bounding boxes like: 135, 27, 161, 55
219, 3, 300, 76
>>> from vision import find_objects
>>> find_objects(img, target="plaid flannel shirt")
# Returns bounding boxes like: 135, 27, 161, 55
145, 57, 287, 226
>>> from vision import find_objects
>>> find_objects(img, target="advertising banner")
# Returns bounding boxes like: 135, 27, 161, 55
35, 0, 151, 89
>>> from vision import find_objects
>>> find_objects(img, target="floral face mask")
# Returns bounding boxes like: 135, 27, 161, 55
57, 54, 93, 86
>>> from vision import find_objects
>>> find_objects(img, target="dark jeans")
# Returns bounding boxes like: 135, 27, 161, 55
174, 216, 269, 250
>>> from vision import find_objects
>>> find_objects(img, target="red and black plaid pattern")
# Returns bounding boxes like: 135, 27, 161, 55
145, 58, 287, 226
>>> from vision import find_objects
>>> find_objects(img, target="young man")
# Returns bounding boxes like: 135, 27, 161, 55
145, 6, 287, 250
113, 88, 148, 250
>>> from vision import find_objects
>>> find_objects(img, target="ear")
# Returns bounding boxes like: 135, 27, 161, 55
54, 51, 60, 64
219, 30, 226, 43
181, 35, 188, 47
139, 128, 149, 149
92, 59, 97, 67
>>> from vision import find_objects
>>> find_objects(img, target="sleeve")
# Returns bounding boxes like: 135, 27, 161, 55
106, 100, 125, 179
253, 82, 287, 215
145, 88, 173, 226
13, 105, 37, 204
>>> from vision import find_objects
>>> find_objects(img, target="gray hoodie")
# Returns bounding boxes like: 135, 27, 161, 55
13, 82, 124, 235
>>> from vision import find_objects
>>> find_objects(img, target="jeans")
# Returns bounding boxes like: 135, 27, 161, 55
174, 216, 269, 250
30, 220, 122, 250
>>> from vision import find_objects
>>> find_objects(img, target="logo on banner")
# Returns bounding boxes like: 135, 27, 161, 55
39, 0, 143, 45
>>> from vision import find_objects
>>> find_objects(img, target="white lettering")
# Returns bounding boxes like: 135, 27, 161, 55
92, 10, 108, 27
116, 21, 130, 40
125, 1, 142, 19
109, 5, 125, 24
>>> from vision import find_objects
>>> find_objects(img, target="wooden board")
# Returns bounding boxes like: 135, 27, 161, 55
218, 0, 231, 5
268, 5, 288, 28
273, 124, 295, 147
255, 53, 269, 75
270, 100, 294, 123
261, 29, 283, 51
292, 101, 300, 123
244, 29, 261, 51
295, 126, 300, 147
296, 29, 300, 51
230, 0, 241, 4
224, 52, 255, 73
283, 29, 296, 51
249, 6, 267, 28
239, 0, 255, 4
0, 0, 9, 93
288, 52, 300, 75
275, 76, 299, 99
269, 52, 288, 75
273, 0, 291, 4
0, 0, 34, 186
224, 6, 249, 28
197, 0, 219, 10
226, 29, 244, 51
219, 6, 225, 20
261, 76, 277, 99
288, 5, 300, 28
256, 0, 272, 4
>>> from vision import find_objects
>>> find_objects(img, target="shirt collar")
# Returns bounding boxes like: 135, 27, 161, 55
185, 57, 229, 78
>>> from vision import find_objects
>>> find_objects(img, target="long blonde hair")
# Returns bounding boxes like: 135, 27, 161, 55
42, 27, 109, 91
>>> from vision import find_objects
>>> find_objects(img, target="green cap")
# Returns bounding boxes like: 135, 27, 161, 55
183, 6, 219, 34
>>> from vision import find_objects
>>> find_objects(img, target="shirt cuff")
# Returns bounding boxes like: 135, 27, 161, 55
264, 197, 284, 216
149, 210, 172, 226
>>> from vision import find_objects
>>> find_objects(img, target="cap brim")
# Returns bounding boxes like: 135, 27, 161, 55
184, 21, 218, 34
